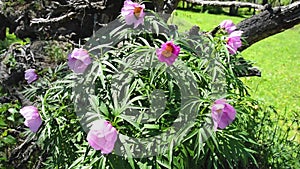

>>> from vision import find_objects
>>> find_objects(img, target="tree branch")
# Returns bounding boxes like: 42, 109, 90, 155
30, 12, 76, 25
237, 1, 300, 51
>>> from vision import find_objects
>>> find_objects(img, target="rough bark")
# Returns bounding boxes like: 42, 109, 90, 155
237, 1, 300, 51
1, 0, 124, 41
163, 0, 181, 14
262, 0, 268, 5
186, 1, 300, 51
0, 12, 9, 40
0, 0, 180, 41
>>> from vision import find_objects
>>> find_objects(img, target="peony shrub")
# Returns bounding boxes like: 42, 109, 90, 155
14, 1, 299, 169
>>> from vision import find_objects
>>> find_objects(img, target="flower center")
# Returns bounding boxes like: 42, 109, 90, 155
214, 104, 224, 114
215, 109, 223, 114
161, 44, 174, 58
134, 7, 142, 18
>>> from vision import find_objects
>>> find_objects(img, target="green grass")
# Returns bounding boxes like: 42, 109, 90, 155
242, 25, 300, 115
0, 28, 29, 52
242, 24, 300, 142
170, 9, 300, 140
169, 10, 245, 32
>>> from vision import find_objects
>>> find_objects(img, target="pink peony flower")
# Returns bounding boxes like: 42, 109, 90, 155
20, 106, 42, 132
156, 41, 180, 66
68, 48, 92, 73
226, 31, 243, 54
87, 120, 118, 154
25, 69, 38, 84
211, 99, 236, 131
220, 20, 236, 34
121, 0, 145, 28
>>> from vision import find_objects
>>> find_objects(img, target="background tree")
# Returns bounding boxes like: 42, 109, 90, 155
1, 0, 299, 50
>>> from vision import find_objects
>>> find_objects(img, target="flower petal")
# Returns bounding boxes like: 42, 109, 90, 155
156, 41, 180, 66
87, 120, 118, 154
24, 69, 38, 84
25, 117, 42, 132
68, 48, 92, 73
20, 106, 42, 132
121, 0, 145, 28
211, 99, 236, 130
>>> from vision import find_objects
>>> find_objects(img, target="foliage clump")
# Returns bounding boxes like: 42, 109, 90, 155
0, 2, 299, 169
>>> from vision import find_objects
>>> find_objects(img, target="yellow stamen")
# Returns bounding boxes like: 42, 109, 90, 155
162, 44, 174, 58
215, 109, 223, 114
134, 7, 142, 18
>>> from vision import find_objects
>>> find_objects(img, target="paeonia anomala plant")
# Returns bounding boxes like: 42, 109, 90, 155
20, 0, 257, 168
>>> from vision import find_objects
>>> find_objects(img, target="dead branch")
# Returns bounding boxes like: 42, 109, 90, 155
30, 12, 76, 25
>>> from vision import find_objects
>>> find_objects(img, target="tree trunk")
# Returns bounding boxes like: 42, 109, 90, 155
0, 12, 9, 40
237, 1, 300, 51
290, 0, 295, 4
1, 0, 125, 41
229, 0, 238, 15
0, 0, 180, 41
262, 0, 268, 5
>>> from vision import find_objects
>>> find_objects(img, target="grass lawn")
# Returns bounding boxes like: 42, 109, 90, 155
169, 10, 245, 32
242, 24, 300, 142
242, 25, 300, 115
170, 9, 300, 140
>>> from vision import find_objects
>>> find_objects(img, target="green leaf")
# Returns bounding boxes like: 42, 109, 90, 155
0, 156, 7, 162
7, 115, 15, 122
120, 137, 135, 169
169, 139, 174, 168
142, 124, 160, 130
8, 108, 18, 114
100, 102, 109, 117
68, 156, 84, 169
2, 135, 16, 144
0, 118, 7, 127
2, 130, 8, 137
156, 158, 171, 169
118, 114, 141, 131
152, 20, 159, 36
98, 156, 106, 169
89, 95, 100, 114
